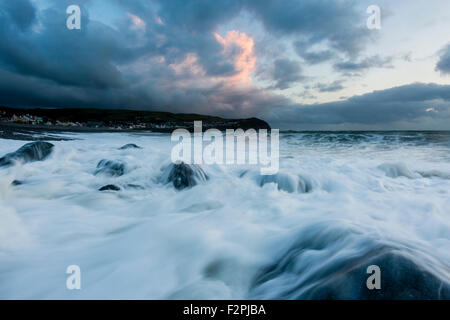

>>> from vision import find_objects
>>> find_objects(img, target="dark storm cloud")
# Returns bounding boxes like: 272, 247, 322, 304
244, 0, 369, 58
156, 0, 242, 33
264, 83, 450, 129
271, 59, 304, 90
113, 0, 240, 77
0, 1, 129, 89
0, 0, 373, 118
314, 80, 345, 93
334, 55, 393, 73
294, 42, 336, 65
1, 0, 36, 31
436, 43, 450, 74
1, 0, 444, 130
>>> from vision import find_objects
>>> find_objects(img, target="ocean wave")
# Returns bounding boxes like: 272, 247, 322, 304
0, 132, 449, 299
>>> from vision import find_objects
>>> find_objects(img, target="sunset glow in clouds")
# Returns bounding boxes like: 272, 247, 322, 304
169, 31, 256, 90
127, 13, 146, 30
214, 31, 256, 86
2, 0, 450, 129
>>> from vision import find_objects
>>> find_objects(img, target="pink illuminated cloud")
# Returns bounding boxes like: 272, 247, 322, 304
214, 31, 256, 86
127, 13, 146, 30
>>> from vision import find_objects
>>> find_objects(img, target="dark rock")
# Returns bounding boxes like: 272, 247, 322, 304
125, 184, 145, 190
249, 227, 450, 300
0, 141, 54, 167
241, 171, 313, 193
99, 184, 121, 191
297, 175, 314, 193
162, 162, 208, 190
119, 143, 142, 150
239, 170, 248, 178
299, 250, 450, 300
94, 159, 126, 177
11, 180, 24, 186
259, 174, 301, 193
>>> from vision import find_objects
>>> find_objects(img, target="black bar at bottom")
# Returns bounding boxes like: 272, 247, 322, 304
0, 300, 447, 318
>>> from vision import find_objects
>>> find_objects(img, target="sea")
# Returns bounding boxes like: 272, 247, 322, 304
0, 131, 449, 299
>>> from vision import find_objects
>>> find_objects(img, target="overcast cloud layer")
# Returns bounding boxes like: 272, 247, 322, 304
0, 0, 449, 129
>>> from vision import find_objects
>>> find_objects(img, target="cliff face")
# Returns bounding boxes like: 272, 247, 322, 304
0, 106, 271, 132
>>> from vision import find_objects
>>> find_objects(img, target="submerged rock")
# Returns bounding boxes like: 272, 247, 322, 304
298, 250, 450, 300
378, 162, 418, 179
242, 171, 313, 193
0, 141, 54, 167
249, 226, 450, 300
94, 159, 126, 177
125, 184, 145, 190
162, 162, 208, 190
259, 174, 297, 193
119, 143, 142, 150
99, 184, 121, 191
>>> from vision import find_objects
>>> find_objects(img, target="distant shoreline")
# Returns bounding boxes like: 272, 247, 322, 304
0, 106, 271, 140
0, 122, 156, 141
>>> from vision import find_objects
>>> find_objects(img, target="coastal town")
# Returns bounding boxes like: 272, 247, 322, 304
0, 109, 150, 130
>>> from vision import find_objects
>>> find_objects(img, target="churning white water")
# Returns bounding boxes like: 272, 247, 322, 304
0, 131, 449, 299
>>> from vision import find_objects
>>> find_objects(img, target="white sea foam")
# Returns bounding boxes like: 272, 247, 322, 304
0, 131, 449, 299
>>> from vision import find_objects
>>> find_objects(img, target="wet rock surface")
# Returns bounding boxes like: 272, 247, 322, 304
94, 159, 126, 177
162, 162, 208, 190
0, 141, 54, 167
11, 180, 24, 186
249, 229, 450, 300
119, 143, 142, 150
99, 184, 121, 191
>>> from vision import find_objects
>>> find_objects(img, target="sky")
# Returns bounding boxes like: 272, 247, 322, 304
0, 0, 450, 130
